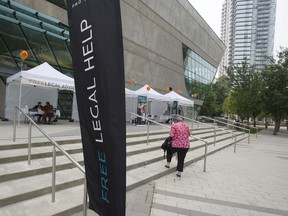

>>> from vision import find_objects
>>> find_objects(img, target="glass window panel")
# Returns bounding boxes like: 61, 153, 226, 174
9, 1, 37, 18
37, 12, 60, 26
0, 5, 15, 18
61, 68, 74, 78
0, 35, 10, 55
15, 11, 42, 28
0, 55, 18, 72
21, 22, 45, 33
59, 23, 69, 32
0, 0, 9, 6
0, 19, 33, 60
46, 33, 72, 69
14, 59, 38, 70
42, 22, 64, 35
21, 26, 57, 65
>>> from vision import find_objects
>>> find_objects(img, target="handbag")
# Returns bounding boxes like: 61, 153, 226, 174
161, 136, 173, 158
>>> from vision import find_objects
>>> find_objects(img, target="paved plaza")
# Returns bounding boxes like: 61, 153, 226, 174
1, 121, 288, 216
147, 127, 288, 216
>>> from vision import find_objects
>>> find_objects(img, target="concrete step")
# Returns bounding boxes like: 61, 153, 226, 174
0, 128, 223, 164
0, 126, 249, 215
0, 185, 85, 216
0, 168, 84, 207
0, 131, 242, 183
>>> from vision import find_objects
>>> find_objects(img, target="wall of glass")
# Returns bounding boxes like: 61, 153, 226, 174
0, 0, 73, 79
182, 44, 217, 102
0, 0, 73, 118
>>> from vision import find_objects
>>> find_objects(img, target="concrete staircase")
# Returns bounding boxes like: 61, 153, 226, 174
0, 125, 248, 215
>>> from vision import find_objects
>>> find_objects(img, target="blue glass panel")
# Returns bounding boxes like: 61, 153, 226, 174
46, 33, 72, 69
21, 25, 57, 66
0, 18, 32, 59
9, 1, 37, 17
0, 14, 19, 24
21, 22, 45, 33
182, 44, 216, 103
0, 4, 14, 18
15, 11, 42, 28
42, 22, 64, 35
37, 12, 60, 26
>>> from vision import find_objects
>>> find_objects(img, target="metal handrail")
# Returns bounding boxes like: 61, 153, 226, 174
177, 114, 238, 149
197, 115, 250, 144
13, 107, 87, 216
215, 116, 258, 138
128, 112, 209, 172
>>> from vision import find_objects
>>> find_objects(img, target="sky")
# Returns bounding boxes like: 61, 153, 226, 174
188, 0, 288, 56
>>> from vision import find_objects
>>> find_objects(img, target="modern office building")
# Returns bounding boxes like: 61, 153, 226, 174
0, 0, 225, 119
219, 0, 276, 76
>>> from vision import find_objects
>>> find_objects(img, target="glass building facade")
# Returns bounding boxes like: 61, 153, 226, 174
182, 44, 217, 116
220, 0, 276, 74
0, 0, 72, 78
0, 0, 223, 119
0, 0, 73, 118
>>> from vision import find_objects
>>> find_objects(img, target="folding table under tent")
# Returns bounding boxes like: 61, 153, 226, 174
5, 62, 75, 121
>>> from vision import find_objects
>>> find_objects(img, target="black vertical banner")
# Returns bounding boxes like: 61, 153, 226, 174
67, 1, 126, 215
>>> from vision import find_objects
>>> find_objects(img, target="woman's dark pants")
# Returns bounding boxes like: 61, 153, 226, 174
166, 147, 189, 172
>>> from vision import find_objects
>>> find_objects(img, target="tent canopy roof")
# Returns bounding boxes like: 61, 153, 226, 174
165, 91, 194, 106
134, 84, 169, 101
125, 88, 136, 97
7, 62, 75, 91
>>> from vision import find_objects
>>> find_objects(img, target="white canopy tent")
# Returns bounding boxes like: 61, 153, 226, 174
165, 91, 194, 106
134, 84, 170, 101
125, 88, 136, 98
5, 62, 75, 121
132, 85, 170, 122
125, 88, 137, 122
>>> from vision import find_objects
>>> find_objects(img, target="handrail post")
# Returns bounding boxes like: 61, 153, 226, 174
234, 133, 237, 153
146, 120, 150, 145
83, 177, 88, 216
52, 145, 56, 202
28, 121, 32, 165
203, 141, 207, 172
13, 107, 17, 142
213, 123, 216, 146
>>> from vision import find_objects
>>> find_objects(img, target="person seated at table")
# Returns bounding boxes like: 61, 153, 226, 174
31, 101, 43, 122
42, 101, 54, 124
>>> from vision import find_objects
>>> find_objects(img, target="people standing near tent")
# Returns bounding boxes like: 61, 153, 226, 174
42, 101, 54, 123
136, 103, 142, 125
31, 101, 43, 123
165, 117, 191, 177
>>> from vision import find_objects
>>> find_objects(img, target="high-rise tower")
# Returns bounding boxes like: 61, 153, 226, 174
219, 0, 276, 75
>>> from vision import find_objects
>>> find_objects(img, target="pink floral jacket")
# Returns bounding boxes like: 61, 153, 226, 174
169, 121, 191, 148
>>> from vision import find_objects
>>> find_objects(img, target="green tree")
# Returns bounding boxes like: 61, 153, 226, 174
200, 75, 231, 116
200, 89, 217, 116
226, 61, 263, 126
223, 91, 237, 117
261, 48, 288, 135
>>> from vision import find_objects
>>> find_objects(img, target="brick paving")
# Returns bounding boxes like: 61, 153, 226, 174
149, 127, 288, 216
